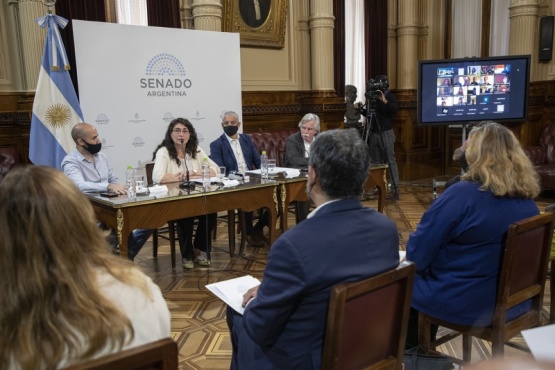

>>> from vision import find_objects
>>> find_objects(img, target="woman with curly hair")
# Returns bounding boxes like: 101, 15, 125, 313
0, 166, 170, 369
152, 118, 218, 269
405, 121, 540, 349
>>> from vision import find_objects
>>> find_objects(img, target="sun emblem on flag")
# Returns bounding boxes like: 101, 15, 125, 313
44, 103, 71, 128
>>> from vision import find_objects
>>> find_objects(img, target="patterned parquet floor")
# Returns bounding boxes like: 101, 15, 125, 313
132, 178, 554, 369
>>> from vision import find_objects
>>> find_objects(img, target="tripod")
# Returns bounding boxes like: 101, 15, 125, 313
363, 108, 399, 200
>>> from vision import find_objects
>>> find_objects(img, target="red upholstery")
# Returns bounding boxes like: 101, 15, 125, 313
248, 128, 298, 167
524, 125, 555, 190
0, 146, 22, 181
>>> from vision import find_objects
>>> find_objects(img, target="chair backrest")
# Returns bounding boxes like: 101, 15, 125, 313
322, 261, 416, 370
0, 145, 22, 179
248, 128, 298, 167
493, 212, 555, 327
62, 338, 178, 370
538, 124, 555, 164
145, 162, 155, 186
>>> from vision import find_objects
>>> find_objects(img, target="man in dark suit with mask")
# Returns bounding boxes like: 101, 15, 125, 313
210, 111, 268, 247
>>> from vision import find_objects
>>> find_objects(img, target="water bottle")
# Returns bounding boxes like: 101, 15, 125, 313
202, 157, 210, 188
261, 150, 268, 179
126, 165, 136, 198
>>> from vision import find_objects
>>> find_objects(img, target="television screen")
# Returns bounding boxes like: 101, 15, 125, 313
417, 55, 530, 126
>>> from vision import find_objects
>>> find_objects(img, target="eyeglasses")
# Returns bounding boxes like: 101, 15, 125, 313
300, 126, 315, 132
222, 121, 239, 127
172, 129, 190, 134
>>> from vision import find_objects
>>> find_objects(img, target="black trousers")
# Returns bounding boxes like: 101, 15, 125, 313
175, 213, 217, 260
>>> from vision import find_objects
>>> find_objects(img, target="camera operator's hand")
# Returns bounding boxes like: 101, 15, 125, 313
378, 90, 388, 104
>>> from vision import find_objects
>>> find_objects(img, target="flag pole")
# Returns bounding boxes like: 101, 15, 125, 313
41, 0, 56, 15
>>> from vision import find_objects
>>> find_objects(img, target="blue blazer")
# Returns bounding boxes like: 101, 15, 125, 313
407, 181, 538, 326
209, 133, 261, 174
230, 198, 400, 369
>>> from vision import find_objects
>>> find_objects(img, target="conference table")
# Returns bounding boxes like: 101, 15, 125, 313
277, 164, 388, 231
87, 179, 279, 265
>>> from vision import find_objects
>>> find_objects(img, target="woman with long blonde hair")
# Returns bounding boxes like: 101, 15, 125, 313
0, 166, 170, 369
405, 121, 540, 349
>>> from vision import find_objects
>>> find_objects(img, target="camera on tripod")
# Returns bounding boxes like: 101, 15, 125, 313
365, 78, 386, 100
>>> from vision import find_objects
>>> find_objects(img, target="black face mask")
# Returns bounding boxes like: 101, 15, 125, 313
223, 125, 239, 137
82, 139, 102, 155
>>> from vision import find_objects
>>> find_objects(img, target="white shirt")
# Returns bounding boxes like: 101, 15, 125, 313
226, 135, 248, 174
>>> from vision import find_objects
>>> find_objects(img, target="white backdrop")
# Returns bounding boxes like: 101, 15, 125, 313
72, 20, 242, 181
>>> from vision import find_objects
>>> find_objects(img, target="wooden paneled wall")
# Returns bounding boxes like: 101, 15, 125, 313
2, 83, 555, 181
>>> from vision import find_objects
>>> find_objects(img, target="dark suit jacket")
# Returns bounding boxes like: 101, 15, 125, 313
285, 131, 309, 168
232, 198, 400, 369
209, 133, 261, 174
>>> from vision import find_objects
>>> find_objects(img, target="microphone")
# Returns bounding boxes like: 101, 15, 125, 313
179, 139, 195, 190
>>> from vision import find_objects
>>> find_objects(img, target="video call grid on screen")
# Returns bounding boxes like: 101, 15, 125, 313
418, 56, 530, 125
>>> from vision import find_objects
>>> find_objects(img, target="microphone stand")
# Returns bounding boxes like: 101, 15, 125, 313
179, 139, 195, 190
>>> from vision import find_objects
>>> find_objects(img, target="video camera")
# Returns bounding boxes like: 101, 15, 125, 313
363, 75, 389, 112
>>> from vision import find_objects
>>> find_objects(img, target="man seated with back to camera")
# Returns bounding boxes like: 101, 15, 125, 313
366, 74, 400, 199
61, 123, 152, 260
284, 113, 320, 223
209, 111, 269, 247
226, 129, 400, 369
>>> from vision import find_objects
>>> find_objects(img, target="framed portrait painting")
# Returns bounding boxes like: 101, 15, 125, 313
223, 0, 288, 49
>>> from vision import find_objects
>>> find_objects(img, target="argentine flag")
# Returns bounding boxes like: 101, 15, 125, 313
29, 14, 83, 170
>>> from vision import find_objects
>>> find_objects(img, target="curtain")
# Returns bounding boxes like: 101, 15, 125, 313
54, 0, 107, 97
451, 0, 482, 58
333, 0, 346, 97
345, 0, 366, 103
116, 0, 148, 26
364, 0, 387, 83
489, 0, 510, 56
146, 0, 180, 28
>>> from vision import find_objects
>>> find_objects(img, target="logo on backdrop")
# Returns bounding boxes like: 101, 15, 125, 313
140, 53, 192, 97
127, 113, 147, 124
132, 137, 145, 147
95, 113, 110, 125
197, 132, 205, 144
163, 112, 175, 122
100, 138, 114, 150
189, 110, 206, 123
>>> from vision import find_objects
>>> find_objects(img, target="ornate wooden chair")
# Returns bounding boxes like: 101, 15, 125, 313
62, 338, 178, 370
418, 212, 555, 363
322, 261, 416, 370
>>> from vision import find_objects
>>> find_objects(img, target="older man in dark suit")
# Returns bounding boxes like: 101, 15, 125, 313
285, 113, 320, 222
227, 129, 400, 369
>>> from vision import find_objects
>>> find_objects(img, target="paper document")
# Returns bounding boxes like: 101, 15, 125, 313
206, 275, 261, 315
192, 176, 222, 184
247, 167, 302, 178
147, 185, 168, 195
222, 179, 240, 188
522, 324, 555, 362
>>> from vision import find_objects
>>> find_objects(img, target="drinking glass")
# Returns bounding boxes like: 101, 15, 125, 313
135, 175, 146, 193
217, 166, 226, 180
267, 159, 276, 175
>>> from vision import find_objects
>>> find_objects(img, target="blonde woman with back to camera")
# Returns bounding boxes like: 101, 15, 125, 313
404, 121, 541, 349
0, 166, 171, 369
